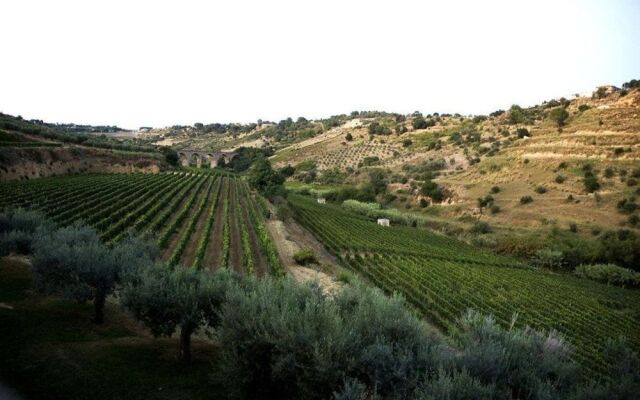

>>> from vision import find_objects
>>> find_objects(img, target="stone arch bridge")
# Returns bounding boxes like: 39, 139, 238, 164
177, 150, 238, 168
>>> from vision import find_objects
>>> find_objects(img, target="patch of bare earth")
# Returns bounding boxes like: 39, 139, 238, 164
266, 216, 341, 295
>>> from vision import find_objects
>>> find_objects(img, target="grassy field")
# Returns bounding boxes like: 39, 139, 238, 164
0, 257, 223, 400
288, 194, 640, 376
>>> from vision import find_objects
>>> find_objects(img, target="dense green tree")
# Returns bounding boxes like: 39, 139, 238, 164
420, 180, 445, 202
247, 157, 285, 198
160, 146, 179, 166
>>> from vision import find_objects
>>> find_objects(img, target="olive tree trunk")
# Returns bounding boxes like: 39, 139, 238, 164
93, 288, 106, 324
179, 323, 196, 362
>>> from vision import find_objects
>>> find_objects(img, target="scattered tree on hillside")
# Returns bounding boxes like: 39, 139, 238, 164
549, 107, 570, 127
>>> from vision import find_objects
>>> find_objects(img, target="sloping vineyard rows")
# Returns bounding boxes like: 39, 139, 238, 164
0, 172, 282, 276
287, 194, 640, 375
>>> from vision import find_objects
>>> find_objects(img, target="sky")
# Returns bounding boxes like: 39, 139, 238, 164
1, 0, 639, 130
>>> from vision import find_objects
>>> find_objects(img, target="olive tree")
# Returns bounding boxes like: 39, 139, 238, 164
121, 265, 235, 362
31, 225, 156, 323
0, 208, 52, 256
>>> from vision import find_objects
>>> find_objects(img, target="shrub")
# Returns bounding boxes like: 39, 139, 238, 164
0, 209, 51, 256
217, 279, 442, 399
412, 116, 434, 130
535, 185, 548, 194
419, 198, 429, 208
555, 175, 566, 184
584, 171, 600, 193
490, 205, 501, 214
627, 178, 638, 187
516, 128, 530, 138
471, 221, 492, 234
520, 195, 533, 204
598, 230, 640, 271
574, 264, 640, 287
345, 133, 353, 141
451, 311, 578, 399
491, 186, 500, 193
402, 139, 412, 147
569, 223, 578, 233
578, 104, 590, 112
293, 248, 318, 266
420, 180, 445, 202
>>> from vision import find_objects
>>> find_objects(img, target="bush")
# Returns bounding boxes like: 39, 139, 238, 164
578, 104, 590, 112
0, 209, 51, 255
412, 116, 434, 130
402, 139, 412, 147
569, 223, 578, 233
555, 175, 566, 184
490, 205, 501, 214
574, 264, 640, 287
491, 186, 500, 193
584, 171, 600, 193
598, 230, 640, 271
292, 248, 318, 266
520, 195, 533, 204
420, 180, 445, 202
535, 185, 547, 194
516, 128, 530, 138
451, 311, 578, 399
217, 279, 442, 399
345, 133, 353, 141
471, 221, 492, 234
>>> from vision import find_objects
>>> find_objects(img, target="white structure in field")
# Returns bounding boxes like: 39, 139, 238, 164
317, 198, 326, 204
377, 218, 390, 227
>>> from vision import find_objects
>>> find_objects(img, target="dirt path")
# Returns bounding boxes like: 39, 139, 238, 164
161, 178, 210, 261
265, 204, 340, 293
228, 181, 243, 274
240, 194, 269, 277
202, 178, 228, 270
180, 179, 218, 268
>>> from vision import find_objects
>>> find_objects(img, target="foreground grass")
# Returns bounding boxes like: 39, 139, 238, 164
0, 257, 222, 400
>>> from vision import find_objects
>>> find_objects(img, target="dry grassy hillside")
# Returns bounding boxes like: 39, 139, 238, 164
264, 85, 640, 233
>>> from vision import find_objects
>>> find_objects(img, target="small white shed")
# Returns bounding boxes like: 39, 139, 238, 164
317, 198, 326, 204
377, 218, 390, 227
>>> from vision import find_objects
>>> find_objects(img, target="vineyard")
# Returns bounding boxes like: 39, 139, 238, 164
288, 194, 640, 375
0, 172, 282, 276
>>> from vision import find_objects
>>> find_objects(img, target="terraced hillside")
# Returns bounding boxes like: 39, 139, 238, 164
289, 194, 640, 375
0, 172, 282, 275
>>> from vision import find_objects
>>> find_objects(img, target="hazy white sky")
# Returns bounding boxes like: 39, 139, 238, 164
1, 0, 638, 129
